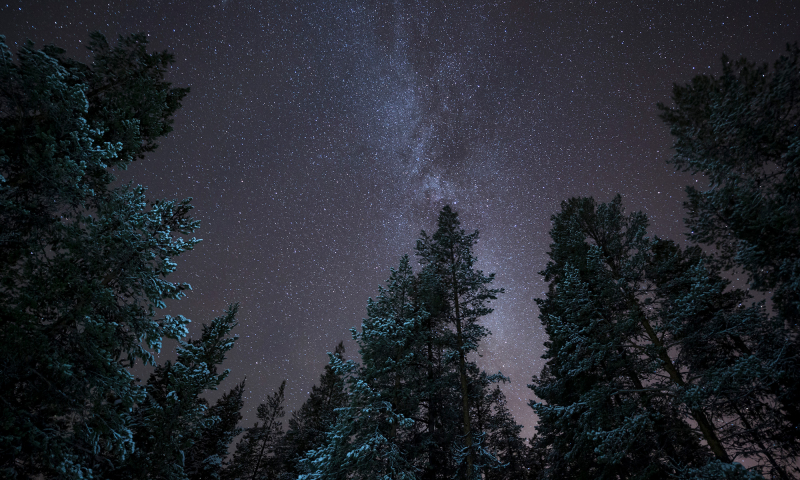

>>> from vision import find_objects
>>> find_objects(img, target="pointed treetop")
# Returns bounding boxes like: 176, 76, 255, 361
416, 205, 481, 268
432, 204, 471, 242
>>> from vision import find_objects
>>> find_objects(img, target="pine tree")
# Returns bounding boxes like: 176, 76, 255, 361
416, 206, 503, 480
185, 381, 246, 480
104, 305, 240, 480
357, 256, 424, 419
297, 355, 417, 480
648, 240, 797, 479
229, 380, 287, 480
277, 343, 348, 478
528, 196, 774, 479
355, 255, 431, 469
657, 43, 800, 325
297, 257, 424, 480
658, 44, 800, 476
414, 264, 460, 480
0, 32, 192, 478
301, 208, 512, 480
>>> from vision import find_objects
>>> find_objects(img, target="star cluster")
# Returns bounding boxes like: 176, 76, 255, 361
1, 0, 795, 436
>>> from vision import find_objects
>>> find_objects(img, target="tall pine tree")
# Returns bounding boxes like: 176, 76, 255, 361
528, 196, 790, 479
297, 354, 417, 480
658, 44, 800, 461
0, 32, 196, 478
300, 207, 516, 480
416, 206, 503, 480
297, 257, 424, 480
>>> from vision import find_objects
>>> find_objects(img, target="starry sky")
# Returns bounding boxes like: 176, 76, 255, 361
1, 0, 796, 437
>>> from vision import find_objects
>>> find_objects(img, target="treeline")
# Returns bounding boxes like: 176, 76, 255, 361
0, 32, 798, 479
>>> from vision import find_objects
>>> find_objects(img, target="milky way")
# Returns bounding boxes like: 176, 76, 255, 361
1, 0, 796, 436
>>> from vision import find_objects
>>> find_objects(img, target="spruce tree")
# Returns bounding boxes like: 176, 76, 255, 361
297, 257, 424, 480
297, 355, 416, 480
0, 32, 193, 478
357, 256, 424, 423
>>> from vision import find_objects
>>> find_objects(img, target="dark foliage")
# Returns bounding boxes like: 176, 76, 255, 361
529, 196, 798, 479
104, 307, 240, 480
0, 32, 199, 479
185, 381, 246, 480
228, 380, 287, 480
277, 342, 348, 478
297, 207, 519, 480
659, 44, 800, 477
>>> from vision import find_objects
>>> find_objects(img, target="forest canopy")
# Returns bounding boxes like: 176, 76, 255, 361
1, 31, 798, 480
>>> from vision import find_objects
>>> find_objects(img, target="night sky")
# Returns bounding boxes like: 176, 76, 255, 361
2, 0, 796, 437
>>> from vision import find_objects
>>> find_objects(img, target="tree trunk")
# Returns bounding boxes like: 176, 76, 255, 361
452, 254, 474, 479
638, 314, 731, 463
